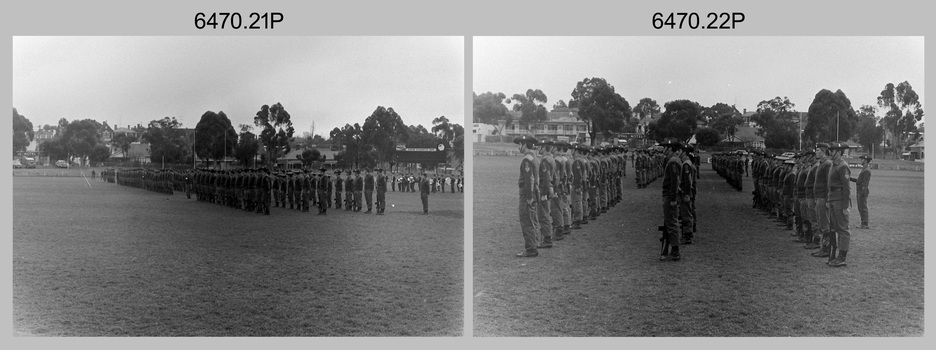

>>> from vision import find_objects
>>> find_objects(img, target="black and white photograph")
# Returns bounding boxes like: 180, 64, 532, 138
12, 36, 465, 336
471, 36, 924, 336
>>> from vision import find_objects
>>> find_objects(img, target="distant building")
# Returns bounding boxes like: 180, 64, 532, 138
472, 123, 497, 142
501, 108, 589, 143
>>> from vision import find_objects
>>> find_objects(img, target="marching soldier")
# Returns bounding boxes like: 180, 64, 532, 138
345, 170, 354, 210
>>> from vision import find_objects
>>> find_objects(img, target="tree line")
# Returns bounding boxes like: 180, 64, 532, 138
13, 103, 464, 169
473, 79, 922, 157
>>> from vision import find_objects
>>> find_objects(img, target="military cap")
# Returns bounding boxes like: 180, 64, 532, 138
334, 169, 342, 174
319, 168, 327, 172
801, 150, 815, 156
376, 168, 384, 172
539, 139, 554, 146
859, 155, 873, 161
555, 141, 570, 150
828, 142, 850, 150
685, 145, 695, 153
513, 135, 538, 145
815, 142, 830, 149
353, 169, 360, 174
784, 159, 796, 165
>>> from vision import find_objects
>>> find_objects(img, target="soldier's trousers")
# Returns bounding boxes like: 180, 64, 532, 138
561, 193, 571, 228
538, 197, 553, 243
365, 190, 373, 211
663, 198, 680, 247
302, 190, 311, 212
421, 192, 429, 213
550, 196, 563, 233
335, 192, 342, 209
782, 195, 794, 225
679, 197, 693, 238
816, 198, 830, 235
828, 200, 851, 251
519, 198, 539, 252
571, 187, 584, 222
354, 191, 363, 211
376, 191, 385, 213
588, 187, 598, 218
793, 197, 803, 232
318, 190, 327, 213
857, 191, 869, 225
599, 183, 608, 209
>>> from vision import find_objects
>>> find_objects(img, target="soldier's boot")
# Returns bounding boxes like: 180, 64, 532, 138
564, 225, 571, 236
828, 250, 847, 267
811, 243, 831, 258
553, 227, 564, 241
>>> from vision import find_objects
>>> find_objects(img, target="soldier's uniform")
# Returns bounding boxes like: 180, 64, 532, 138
660, 138, 684, 261
537, 139, 555, 247
826, 142, 852, 267
376, 168, 387, 214
515, 135, 540, 258
850, 155, 872, 228
353, 171, 364, 212
334, 171, 344, 209
364, 170, 375, 213
344, 171, 354, 210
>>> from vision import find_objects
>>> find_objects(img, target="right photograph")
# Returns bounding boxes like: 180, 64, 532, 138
471, 36, 924, 336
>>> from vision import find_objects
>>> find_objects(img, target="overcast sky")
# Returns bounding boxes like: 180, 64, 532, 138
13, 36, 464, 137
474, 36, 924, 118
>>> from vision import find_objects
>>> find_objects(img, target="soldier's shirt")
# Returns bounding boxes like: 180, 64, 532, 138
519, 154, 537, 201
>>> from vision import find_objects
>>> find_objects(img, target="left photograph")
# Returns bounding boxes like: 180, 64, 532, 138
12, 36, 465, 336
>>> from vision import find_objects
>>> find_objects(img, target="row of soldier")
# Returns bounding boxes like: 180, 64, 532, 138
514, 136, 631, 258
391, 174, 464, 193
710, 151, 746, 191
108, 167, 447, 216
749, 142, 860, 267
657, 139, 699, 261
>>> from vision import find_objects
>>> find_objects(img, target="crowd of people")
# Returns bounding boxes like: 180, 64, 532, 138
101, 166, 462, 216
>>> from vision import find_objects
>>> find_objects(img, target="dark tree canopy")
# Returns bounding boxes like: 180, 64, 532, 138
855, 105, 885, 156
704, 103, 741, 133
506, 89, 549, 129
60, 119, 104, 166
473, 91, 511, 124
195, 111, 237, 166
254, 102, 295, 170
88, 144, 112, 165
694, 127, 722, 147
144, 117, 189, 165
651, 99, 702, 143
804, 89, 858, 143
298, 148, 322, 168
752, 96, 800, 149
234, 128, 261, 167
13, 108, 35, 156
569, 77, 631, 145
362, 106, 410, 166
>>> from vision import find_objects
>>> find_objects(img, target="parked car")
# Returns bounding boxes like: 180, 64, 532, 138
23, 157, 36, 168
13, 159, 22, 168
55, 160, 69, 168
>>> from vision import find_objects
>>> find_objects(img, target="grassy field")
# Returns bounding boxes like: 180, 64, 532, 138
13, 177, 463, 336
473, 154, 923, 336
